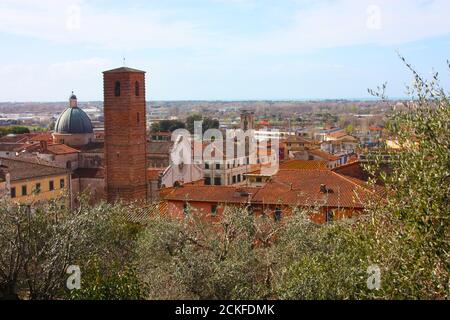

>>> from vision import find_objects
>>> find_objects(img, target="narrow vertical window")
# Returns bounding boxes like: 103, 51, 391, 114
114, 81, 121, 97
135, 81, 140, 96
275, 208, 282, 222
211, 205, 218, 216
137, 112, 140, 124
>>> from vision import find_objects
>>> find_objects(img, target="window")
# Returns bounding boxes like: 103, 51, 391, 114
214, 177, 221, 185
237, 175, 241, 183
60, 179, 65, 189
114, 81, 121, 97
205, 177, 211, 185
11, 187, 16, 198
137, 112, 140, 124
275, 208, 282, 222
35, 183, 41, 194
183, 203, 190, 216
326, 211, 334, 223
256, 177, 263, 183
211, 205, 218, 216
49, 180, 54, 191
135, 81, 140, 96
232, 176, 236, 184
216, 163, 221, 170
66, 161, 72, 169
205, 162, 210, 170
22, 185, 27, 196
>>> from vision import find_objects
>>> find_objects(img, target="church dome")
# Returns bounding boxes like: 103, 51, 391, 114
55, 93, 93, 134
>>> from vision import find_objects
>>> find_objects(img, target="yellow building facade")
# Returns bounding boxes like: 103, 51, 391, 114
9, 174, 70, 205
0, 157, 70, 206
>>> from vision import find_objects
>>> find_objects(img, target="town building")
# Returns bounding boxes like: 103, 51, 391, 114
103, 67, 148, 203
52, 93, 95, 147
0, 157, 70, 206
161, 168, 379, 224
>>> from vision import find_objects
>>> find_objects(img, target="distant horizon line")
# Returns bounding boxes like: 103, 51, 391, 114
0, 97, 411, 104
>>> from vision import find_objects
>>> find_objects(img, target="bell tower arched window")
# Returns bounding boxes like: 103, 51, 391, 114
114, 81, 121, 97
135, 81, 140, 96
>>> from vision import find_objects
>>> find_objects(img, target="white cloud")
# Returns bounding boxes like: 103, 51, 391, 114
236, 0, 450, 53
0, 58, 111, 101
0, 0, 448, 53
0, 0, 204, 50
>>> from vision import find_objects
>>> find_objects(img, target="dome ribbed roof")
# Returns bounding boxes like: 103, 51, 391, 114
54, 107, 93, 134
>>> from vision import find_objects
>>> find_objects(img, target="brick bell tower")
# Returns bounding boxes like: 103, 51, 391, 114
103, 67, 148, 203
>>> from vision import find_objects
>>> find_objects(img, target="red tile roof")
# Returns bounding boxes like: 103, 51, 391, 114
46, 144, 80, 155
327, 131, 348, 139
280, 160, 329, 170
0, 157, 69, 182
0, 143, 28, 152
123, 202, 169, 224
252, 170, 378, 209
286, 136, 314, 144
26, 143, 80, 155
162, 186, 259, 204
28, 132, 53, 142
0, 134, 30, 143
308, 149, 340, 161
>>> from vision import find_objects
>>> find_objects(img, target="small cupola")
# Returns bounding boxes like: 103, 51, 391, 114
69, 91, 78, 108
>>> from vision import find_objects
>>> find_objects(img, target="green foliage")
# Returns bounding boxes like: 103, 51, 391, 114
0, 126, 30, 136
151, 120, 185, 133
69, 261, 144, 300
362, 57, 450, 299
135, 207, 277, 300
0, 195, 145, 300
346, 124, 354, 134
186, 114, 220, 134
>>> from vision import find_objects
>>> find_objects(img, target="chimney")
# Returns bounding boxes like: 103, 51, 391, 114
320, 184, 328, 194
40, 140, 48, 151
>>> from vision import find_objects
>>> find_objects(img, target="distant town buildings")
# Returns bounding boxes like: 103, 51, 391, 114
0, 67, 392, 225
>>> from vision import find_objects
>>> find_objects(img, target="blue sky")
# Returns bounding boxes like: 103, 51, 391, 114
0, 0, 449, 101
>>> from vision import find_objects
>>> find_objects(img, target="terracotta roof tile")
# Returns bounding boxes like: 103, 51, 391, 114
308, 149, 340, 161
0, 157, 69, 182
46, 144, 80, 155
28, 132, 53, 142
253, 170, 379, 209
280, 160, 329, 170
0, 143, 28, 152
0, 135, 30, 143
162, 186, 259, 204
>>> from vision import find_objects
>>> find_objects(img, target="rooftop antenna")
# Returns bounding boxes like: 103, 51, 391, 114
123, 57, 126, 67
